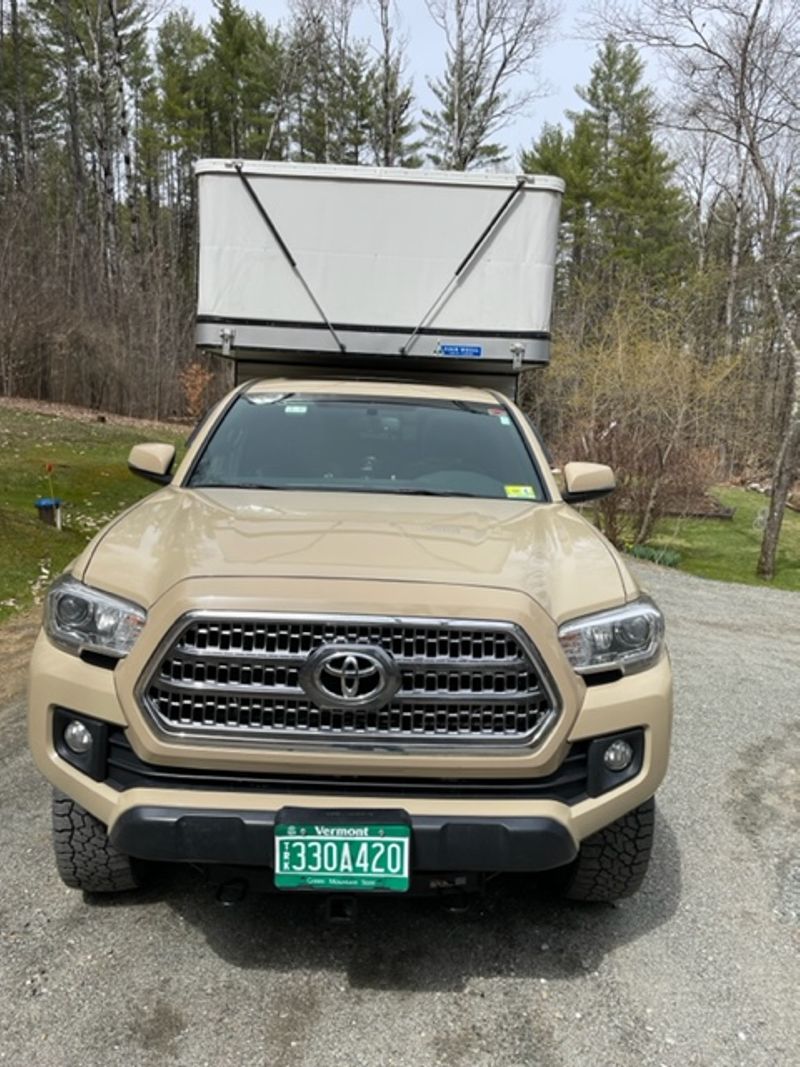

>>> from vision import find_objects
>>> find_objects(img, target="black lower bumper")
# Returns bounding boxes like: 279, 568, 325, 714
110, 806, 578, 873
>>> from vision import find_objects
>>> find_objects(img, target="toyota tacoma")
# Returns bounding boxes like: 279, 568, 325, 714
28, 161, 671, 902
29, 377, 670, 902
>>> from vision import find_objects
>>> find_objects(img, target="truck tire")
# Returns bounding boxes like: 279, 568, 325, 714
52, 791, 142, 893
562, 797, 656, 903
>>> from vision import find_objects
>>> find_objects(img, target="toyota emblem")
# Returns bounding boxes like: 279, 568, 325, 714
300, 644, 400, 711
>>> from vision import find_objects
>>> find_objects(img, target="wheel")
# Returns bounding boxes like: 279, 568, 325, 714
561, 797, 656, 903
51, 791, 142, 893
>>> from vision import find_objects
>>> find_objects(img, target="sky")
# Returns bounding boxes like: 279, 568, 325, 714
189, 0, 601, 162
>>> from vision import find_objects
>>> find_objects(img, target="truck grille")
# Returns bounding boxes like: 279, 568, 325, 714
138, 614, 559, 747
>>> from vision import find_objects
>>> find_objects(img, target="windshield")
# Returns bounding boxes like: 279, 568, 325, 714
187, 393, 545, 501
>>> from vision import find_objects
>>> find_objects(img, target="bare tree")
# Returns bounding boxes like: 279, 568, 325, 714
422, 0, 559, 169
672, 128, 723, 277
595, 0, 800, 578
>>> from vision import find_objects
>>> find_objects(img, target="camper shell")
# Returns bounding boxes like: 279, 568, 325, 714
195, 160, 564, 396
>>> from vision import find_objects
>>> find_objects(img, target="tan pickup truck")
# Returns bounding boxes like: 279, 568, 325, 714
28, 162, 671, 903
29, 377, 671, 902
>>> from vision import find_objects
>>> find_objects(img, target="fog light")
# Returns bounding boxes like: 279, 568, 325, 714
603, 739, 633, 772
64, 720, 93, 755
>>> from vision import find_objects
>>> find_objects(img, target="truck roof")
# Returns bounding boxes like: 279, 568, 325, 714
243, 377, 504, 404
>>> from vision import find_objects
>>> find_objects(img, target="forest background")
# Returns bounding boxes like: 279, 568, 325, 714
0, 0, 798, 577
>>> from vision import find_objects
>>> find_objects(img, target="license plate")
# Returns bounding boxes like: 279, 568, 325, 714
274, 822, 411, 892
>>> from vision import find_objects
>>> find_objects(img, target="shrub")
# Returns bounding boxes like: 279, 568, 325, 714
627, 544, 682, 567
179, 361, 214, 420
523, 289, 738, 548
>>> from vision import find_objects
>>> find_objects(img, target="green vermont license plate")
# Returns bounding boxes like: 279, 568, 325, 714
274, 822, 411, 892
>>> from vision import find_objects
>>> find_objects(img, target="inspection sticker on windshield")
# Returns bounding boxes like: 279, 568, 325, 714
488, 407, 512, 425
505, 485, 537, 499
284, 405, 308, 415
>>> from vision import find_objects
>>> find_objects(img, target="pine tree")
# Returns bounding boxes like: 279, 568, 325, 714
285, 5, 331, 162
285, 2, 379, 166
523, 38, 690, 291
139, 9, 210, 255
367, 0, 421, 167
154, 8, 209, 167
421, 0, 556, 171
422, 51, 508, 170
204, 0, 261, 158
1, 0, 60, 185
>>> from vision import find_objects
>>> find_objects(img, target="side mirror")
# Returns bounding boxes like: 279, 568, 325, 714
128, 443, 176, 485
562, 461, 616, 504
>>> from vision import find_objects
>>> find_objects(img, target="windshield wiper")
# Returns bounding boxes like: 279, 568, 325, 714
190, 483, 487, 498
308, 485, 487, 498
380, 487, 485, 498
190, 482, 290, 490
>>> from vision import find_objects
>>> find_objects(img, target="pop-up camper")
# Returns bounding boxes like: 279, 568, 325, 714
195, 160, 564, 396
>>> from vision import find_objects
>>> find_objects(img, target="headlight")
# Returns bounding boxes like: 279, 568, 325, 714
44, 575, 146, 659
558, 597, 664, 675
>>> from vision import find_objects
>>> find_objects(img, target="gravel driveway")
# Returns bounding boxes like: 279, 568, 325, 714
1, 565, 797, 1067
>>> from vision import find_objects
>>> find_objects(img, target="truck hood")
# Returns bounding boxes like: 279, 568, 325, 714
79, 487, 632, 624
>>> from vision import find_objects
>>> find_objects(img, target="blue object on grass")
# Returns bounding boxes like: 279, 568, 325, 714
35, 496, 63, 527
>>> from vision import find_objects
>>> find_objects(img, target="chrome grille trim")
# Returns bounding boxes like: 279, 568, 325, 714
136, 613, 561, 751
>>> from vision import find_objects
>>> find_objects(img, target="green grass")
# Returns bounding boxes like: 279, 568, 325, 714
644, 486, 800, 591
0, 406, 185, 622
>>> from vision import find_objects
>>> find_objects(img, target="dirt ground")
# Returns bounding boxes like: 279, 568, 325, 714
0, 608, 38, 706
0, 396, 191, 434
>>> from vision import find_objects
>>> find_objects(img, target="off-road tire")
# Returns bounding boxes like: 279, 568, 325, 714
52, 791, 142, 893
562, 797, 656, 903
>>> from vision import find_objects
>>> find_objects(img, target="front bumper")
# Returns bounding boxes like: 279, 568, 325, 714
29, 620, 672, 869
110, 805, 577, 872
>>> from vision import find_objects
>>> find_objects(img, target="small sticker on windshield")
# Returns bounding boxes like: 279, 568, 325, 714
488, 407, 511, 425
505, 485, 537, 500
284, 405, 308, 415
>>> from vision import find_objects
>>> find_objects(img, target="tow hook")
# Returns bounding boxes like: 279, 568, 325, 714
323, 895, 358, 924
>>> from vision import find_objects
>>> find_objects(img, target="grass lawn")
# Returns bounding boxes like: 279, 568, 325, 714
646, 486, 800, 591
0, 404, 186, 623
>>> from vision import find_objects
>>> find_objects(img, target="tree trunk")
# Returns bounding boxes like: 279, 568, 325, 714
722, 142, 746, 360
60, 0, 89, 272
108, 0, 139, 255
452, 0, 465, 168
635, 410, 685, 544
378, 0, 393, 166
756, 275, 800, 579
10, 0, 28, 184
740, 60, 800, 579
757, 420, 800, 580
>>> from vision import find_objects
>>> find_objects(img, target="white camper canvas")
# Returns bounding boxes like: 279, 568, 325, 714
195, 161, 563, 378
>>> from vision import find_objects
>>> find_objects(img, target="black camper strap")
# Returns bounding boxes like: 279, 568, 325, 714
398, 177, 527, 357
233, 163, 347, 353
